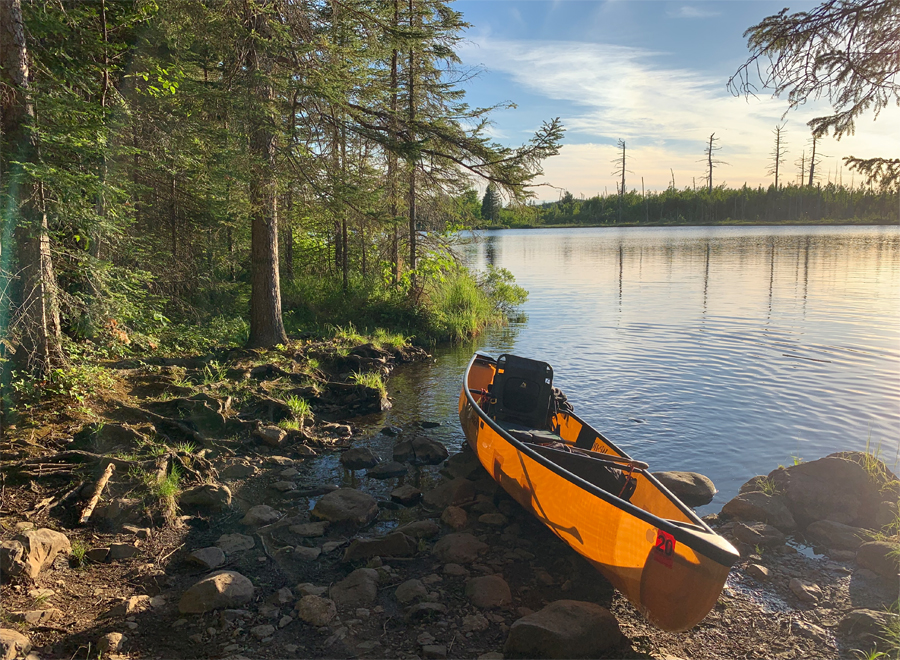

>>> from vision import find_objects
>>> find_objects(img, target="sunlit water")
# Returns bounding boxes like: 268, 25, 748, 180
346, 226, 900, 514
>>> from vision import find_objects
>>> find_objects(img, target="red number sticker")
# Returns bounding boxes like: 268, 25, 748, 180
652, 529, 676, 568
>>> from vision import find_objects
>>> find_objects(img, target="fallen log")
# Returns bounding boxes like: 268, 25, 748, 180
79, 462, 115, 524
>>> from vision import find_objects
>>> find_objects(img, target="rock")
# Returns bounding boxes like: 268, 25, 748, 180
504, 600, 622, 659
381, 426, 402, 436
278, 615, 293, 628
652, 471, 717, 507
295, 444, 317, 457
343, 532, 416, 562
395, 520, 441, 539
280, 467, 299, 478
178, 571, 255, 614
289, 521, 329, 537
0, 528, 70, 579
856, 541, 900, 579
105, 596, 151, 618
462, 613, 490, 632
180, 483, 233, 510
216, 533, 255, 555
745, 564, 771, 581
393, 439, 414, 463
366, 461, 408, 479
330, 568, 380, 609
222, 463, 258, 479
444, 451, 485, 480
0, 630, 31, 660
340, 447, 380, 470
838, 609, 900, 652
240, 505, 281, 527
443, 563, 468, 577
424, 478, 476, 509
420, 421, 441, 429
769, 455, 883, 528
312, 489, 378, 527
422, 645, 447, 659
788, 578, 822, 604
479, 513, 508, 527
122, 525, 151, 539
293, 546, 322, 561
804, 520, 867, 550
441, 506, 468, 530
271, 480, 297, 493
109, 543, 139, 561
295, 595, 336, 626
739, 475, 772, 494
391, 484, 422, 505
86, 547, 110, 563
188, 547, 226, 570
433, 533, 489, 564
466, 575, 512, 608
250, 624, 275, 640
411, 436, 449, 465
732, 522, 786, 547
395, 579, 428, 603
254, 425, 288, 447
407, 602, 448, 621
97, 632, 125, 655
10, 609, 59, 625
296, 583, 328, 597
721, 492, 797, 531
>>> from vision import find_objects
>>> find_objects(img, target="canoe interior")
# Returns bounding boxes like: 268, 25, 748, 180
458, 353, 738, 632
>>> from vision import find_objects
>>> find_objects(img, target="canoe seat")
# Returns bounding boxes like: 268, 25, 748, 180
489, 354, 554, 429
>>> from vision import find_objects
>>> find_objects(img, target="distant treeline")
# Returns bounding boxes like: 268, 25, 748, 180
483, 184, 899, 227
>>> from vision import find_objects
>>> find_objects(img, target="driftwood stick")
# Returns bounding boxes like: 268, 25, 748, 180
11, 451, 145, 470
79, 463, 115, 524
47, 480, 84, 512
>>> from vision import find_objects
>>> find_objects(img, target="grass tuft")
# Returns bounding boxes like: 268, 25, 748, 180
351, 371, 386, 396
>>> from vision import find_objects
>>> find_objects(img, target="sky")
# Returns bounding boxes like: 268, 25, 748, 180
452, 0, 900, 202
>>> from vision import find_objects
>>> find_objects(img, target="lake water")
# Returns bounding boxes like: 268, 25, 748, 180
370, 225, 900, 513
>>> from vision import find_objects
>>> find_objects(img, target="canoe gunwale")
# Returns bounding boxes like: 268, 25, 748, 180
463, 353, 739, 569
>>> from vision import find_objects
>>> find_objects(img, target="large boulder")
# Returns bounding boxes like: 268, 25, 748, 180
721, 491, 796, 531
768, 455, 884, 528
652, 471, 716, 507
178, 571, 255, 614
0, 629, 31, 660
856, 541, 900, 580
504, 600, 622, 659
432, 533, 488, 564
804, 520, 867, 550
0, 528, 70, 579
329, 568, 380, 609
179, 483, 232, 510
312, 489, 378, 527
411, 436, 450, 465
240, 504, 282, 527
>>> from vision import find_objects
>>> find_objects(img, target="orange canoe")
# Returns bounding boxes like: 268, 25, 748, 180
458, 353, 739, 631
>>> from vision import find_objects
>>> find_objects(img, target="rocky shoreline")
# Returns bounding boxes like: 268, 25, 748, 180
2, 342, 898, 660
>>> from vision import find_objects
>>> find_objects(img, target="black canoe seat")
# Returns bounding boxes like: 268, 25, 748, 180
489, 354, 554, 430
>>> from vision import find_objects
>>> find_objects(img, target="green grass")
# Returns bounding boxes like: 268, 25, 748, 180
277, 419, 301, 431
149, 465, 182, 499
171, 441, 197, 455
283, 395, 311, 420
748, 476, 780, 496
351, 371, 386, 396
70, 540, 87, 568
201, 360, 227, 385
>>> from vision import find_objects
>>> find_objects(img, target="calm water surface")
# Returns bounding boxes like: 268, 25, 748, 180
343, 226, 900, 513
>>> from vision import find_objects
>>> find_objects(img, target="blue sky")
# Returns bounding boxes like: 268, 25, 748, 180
452, 1, 900, 201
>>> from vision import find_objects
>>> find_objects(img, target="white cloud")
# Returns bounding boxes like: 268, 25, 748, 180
669, 6, 721, 19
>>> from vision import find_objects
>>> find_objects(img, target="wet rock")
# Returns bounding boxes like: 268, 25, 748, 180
240, 505, 281, 527
745, 564, 771, 581
391, 484, 422, 505
216, 533, 255, 555
406, 602, 448, 621
366, 461, 408, 479
838, 609, 900, 652
395, 520, 441, 539
293, 546, 322, 561
420, 421, 441, 429
189, 547, 226, 570
0, 528, 70, 579
97, 632, 125, 655
433, 533, 489, 564
272, 481, 297, 492
180, 483, 232, 510
330, 568, 379, 609
381, 426, 402, 436
250, 624, 275, 640
86, 547, 110, 563
804, 520, 867, 550
221, 463, 258, 480
343, 532, 416, 562
769, 455, 883, 528
395, 579, 428, 604
652, 471, 717, 507
109, 543, 139, 561
411, 436, 449, 465
856, 541, 900, 579
424, 478, 476, 509
732, 522, 786, 547
504, 600, 622, 659
341, 447, 380, 470
0, 629, 31, 660
466, 575, 512, 608
441, 506, 468, 530
280, 467, 299, 478
788, 578, 822, 604
179, 571, 255, 614
479, 513, 508, 528
393, 439, 414, 463
254, 425, 287, 447
295, 595, 336, 627
721, 492, 796, 531
443, 451, 485, 480
289, 522, 329, 537
312, 489, 378, 526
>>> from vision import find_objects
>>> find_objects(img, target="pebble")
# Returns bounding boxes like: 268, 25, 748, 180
250, 624, 275, 640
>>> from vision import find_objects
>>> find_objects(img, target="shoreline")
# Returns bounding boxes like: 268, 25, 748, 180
471, 218, 899, 230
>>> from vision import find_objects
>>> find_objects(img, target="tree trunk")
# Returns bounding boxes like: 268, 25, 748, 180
407, 0, 417, 282
389, 0, 400, 286
245, 4, 287, 349
283, 189, 294, 280
0, 0, 63, 375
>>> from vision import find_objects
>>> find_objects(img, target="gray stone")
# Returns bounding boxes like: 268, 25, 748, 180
222, 463, 258, 479
411, 436, 449, 465
441, 506, 467, 530
0, 528, 70, 579
652, 471, 717, 507
10, 609, 59, 625
395, 520, 441, 539
288, 521, 329, 538
254, 425, 287, 447
343, 533, 416, 562
330, 568, 380, 609
272, 481, 297, 492
295, 445, 317, 457
788, 578, 822, 604
443, 451, 485, 480
340, 447, 379, 470
856, 541, 900, 580
280, 467, 299, 478
804, 520, 867, 550
478, 513, 508, 528
423, 478, 476, 509
422, 644, 447, 659
178, 571, 255, 614
296, 583, 328, 597
393, 439, 414, 462
250, 624, 275, 640
366, 461, 408, 479
721, 492, 797, 531
391, 484, 422, 505
504, 600, 622, 659
86, 547, 110, 563
216, 533, 255, 555
189, 547, 226, 570
466, 575, 512, 608
97, 632, 125, 655
295, 595, 336, 626
180, 483, 232, 510
109, 543, 139, 561
433, 533, 488, 564
732, 522, 786, 547
443, 563, 468, 577
122, 525, 151, 539
293, 546, 322, 561
312, 489, 378, 526
745, 564, 771, 581
838, 609, 900, 652
240, 504, 281, 527
395, 579, 428, 604
0, 629, 31, 660
104, 596, 150, 618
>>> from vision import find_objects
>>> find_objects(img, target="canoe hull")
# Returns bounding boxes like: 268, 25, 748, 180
458, 354, 735, 632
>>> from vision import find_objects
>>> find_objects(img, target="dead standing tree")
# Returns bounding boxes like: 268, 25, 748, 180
611, 139, 631, 224
702, 133, 727, 193
768, 124, 788, 189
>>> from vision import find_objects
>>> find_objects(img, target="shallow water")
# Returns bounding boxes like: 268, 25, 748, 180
352, 225, 900, 514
